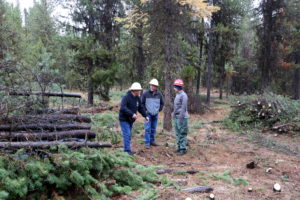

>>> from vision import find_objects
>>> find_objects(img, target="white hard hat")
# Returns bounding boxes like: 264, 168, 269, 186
129, 82, 143, 90
149, 79, 159, 86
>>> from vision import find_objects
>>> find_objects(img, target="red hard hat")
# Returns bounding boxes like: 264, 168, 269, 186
173, 79, 184, 87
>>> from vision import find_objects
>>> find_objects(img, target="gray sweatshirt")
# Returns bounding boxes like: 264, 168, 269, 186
173, 90, 189, 120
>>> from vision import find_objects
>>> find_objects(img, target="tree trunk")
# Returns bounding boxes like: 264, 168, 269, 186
196, 19, 204, 95
294, 67, 300, 100
219, 57, 225, 99
0, 141, 112, 148
163, 0, 174, 131
88, 77, 94, 105
206, 18, 214, 105
0, 130, 96, 141
134, 24, 146, 82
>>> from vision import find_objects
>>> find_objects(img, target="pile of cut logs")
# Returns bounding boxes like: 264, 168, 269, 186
0, 108, 111, 149
232, 99, 299, 133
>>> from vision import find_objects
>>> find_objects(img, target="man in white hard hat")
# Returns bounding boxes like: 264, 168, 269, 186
141, 79, 164, 148
119, 82, 149, 155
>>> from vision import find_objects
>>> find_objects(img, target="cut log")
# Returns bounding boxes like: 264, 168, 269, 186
0, 141, 112, 148
185, 170, 199, 174
1, 114, 91, 124
272, 123, 297, 130
0, 123, 91, 131
182, 186, 213, 193
31, 108, 80, 115
156, 169, 199, 175
0, 130, 96, 140
9, 91, 81, 98
156, 169, 174, 174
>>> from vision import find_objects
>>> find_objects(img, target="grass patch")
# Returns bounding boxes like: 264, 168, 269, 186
210, 171, 248, 186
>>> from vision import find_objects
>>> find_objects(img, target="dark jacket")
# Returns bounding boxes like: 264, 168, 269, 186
119, 91, 147, 123
141, 89, 164, 116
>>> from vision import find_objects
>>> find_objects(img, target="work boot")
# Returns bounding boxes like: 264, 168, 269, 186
150, 143, 159, 146
173, 149, 180, 153
128, 151, 136, 155
177, 150, 187, 156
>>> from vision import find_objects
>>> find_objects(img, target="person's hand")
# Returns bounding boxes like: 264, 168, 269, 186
145, 117, 150, 122
132, 114, 137, 120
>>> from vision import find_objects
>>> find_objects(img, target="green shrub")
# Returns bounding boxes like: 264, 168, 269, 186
210, 171, 248, 186
0, 147, 163, 200
90, 112, 121, 144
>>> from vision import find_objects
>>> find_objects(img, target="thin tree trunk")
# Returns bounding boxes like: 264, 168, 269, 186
88, 78, 94, 105
196, 19, 204, 95
206, 19, 214, 105
134, 25, 146, 82
163, 0, 173, 131
294, 68, 300, 100
219, 57, 225, 99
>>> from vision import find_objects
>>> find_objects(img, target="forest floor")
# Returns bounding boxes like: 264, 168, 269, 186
106, 91, 300, 200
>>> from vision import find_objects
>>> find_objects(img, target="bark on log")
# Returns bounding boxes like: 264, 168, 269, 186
0, 141, 112, 148
0, 130, 96, 140
272, 122, 297, 130
156, 169, 199, 175
9, 91, 81, 98
156, 169, 174, 174
0, 123, 91, 131
182, 186, 213, 193
1, 114, 91, 124
33, 108, 80, 115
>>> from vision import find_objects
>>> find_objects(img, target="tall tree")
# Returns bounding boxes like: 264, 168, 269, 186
212, 0, 249, 99
143, 0, 218, 130
258, 0, 286, 91
64, 0, 124, 103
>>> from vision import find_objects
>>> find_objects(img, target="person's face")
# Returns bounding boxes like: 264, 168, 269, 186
131, 90, 141, 96
150, 85, 158, 91
173, 87, 179, 93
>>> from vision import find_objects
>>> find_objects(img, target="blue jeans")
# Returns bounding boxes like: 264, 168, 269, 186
120, 121, 133, 152
144, 114, 158, 146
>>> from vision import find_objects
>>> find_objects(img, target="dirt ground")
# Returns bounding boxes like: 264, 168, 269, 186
113, 97, 300, 200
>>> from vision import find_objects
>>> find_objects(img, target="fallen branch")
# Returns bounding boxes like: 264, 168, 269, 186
182, 186, 213, 193
0, 130, 96, 140
0, 141, 112, 148
156, 169, 199, 175
0, 123, 91, 131
272, 122, 297, 130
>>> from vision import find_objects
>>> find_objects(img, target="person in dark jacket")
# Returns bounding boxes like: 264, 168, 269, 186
119, 82, 149, 155
141, 79, 164, 148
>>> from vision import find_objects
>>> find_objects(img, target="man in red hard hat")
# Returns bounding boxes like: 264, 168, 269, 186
173, 79, 189, 156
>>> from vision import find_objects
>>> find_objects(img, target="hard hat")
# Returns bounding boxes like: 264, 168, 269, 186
149, 79, 159, 86
173, 79, 184, 87
129, 82, 143, 90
